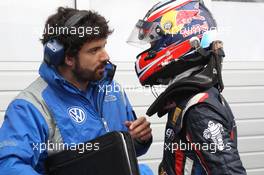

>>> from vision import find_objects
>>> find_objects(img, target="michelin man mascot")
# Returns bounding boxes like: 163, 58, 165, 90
128, 0, 247, 174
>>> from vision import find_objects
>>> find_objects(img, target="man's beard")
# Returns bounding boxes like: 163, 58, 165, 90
72, 59, 106, 83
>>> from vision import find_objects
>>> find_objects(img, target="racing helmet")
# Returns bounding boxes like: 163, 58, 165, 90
127, 0, 217, 86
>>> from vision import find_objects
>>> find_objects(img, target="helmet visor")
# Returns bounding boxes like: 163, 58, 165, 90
127, 20, 163, 48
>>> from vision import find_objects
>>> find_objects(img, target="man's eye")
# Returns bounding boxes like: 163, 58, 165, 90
88, 48, 99, 54
90, 49, 97, 54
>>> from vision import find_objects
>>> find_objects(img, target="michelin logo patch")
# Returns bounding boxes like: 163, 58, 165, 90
203, 121, 225, 151
68, 107, 86, 124
165, 128, 175, 141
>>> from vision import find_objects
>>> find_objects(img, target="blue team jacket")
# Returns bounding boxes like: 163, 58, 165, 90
0, 63, 151, 175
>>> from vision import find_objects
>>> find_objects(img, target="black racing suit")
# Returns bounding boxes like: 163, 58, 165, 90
159, 87, 247, 175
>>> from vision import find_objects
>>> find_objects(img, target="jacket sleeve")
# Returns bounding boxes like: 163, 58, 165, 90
122, 90, 152, 156
184, 103, 247, 175
0, 99, 49, 175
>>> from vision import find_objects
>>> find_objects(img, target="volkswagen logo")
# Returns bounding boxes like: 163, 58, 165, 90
68, 107, 86, 124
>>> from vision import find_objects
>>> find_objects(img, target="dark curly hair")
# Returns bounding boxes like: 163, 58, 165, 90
41, 7, 113, 59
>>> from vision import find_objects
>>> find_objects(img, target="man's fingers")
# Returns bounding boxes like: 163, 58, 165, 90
130, 121, 150, 136
125, 121, 132, 127
129, 117, 146, 130
139, 127, 152, 138
126, 117, 152, 141
140, 133, 152, 141
130, 126, 151, 139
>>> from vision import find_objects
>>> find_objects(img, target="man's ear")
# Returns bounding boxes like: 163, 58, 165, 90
64, 55, 75, 67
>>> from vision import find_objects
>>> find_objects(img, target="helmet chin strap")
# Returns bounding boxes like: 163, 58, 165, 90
211, 41, 225, 92
199, 0, 205, 5
168, 66, 203, 86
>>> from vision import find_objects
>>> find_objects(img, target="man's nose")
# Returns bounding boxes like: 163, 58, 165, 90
100, 49, 110, 62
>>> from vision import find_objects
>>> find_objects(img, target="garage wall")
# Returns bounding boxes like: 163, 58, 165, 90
1, 0, 264, 175
0, 0, 75, 61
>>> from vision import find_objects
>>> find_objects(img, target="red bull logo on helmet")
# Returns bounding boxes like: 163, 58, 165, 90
160, 9, 206, 36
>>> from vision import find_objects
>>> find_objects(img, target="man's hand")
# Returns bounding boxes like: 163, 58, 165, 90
125, 117, 152, 142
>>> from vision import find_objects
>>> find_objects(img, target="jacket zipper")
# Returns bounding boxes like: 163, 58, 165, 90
102, 117, 110, 132
98, 83, 110, 133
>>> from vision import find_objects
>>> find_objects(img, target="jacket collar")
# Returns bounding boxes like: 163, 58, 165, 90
38, 62, 108, 95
